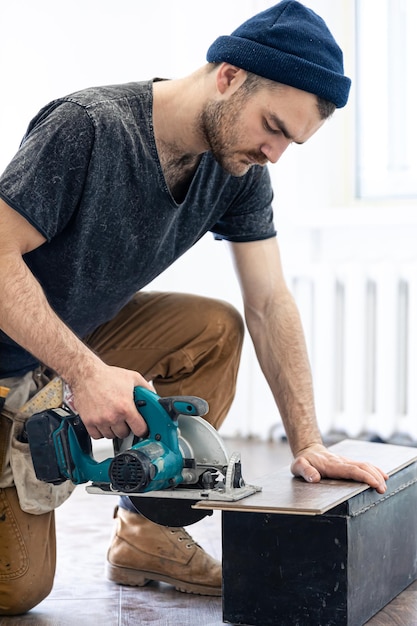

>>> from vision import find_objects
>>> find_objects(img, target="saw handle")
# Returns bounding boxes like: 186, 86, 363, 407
133, 387, 208, 439
157, 395, 208, 420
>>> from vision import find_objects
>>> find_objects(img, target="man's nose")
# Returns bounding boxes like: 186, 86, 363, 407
261, 136, 292, 163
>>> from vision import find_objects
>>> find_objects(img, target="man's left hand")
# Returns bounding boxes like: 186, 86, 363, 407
291, 443, 388, 494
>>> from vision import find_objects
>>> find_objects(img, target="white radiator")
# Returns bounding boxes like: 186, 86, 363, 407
290, 262, 417, 443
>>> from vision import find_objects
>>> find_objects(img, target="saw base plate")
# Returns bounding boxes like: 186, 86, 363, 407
86, 481, 261, 526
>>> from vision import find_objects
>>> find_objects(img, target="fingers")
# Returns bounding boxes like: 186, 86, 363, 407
85, 396, 149, 440
334, 459, 388, 494
87, 425, 105, 440
88, 421, 135, 440
125, 409, 149, 438
71, 366, 152, 439
322, 456, 388, 493
291, 457, 321, 483
291, 451, 388, 494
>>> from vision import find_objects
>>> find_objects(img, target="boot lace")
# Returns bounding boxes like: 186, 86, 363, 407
169, 527, 200, 549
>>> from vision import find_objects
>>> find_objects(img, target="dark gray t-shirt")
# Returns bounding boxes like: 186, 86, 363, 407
0, 80, 276, 376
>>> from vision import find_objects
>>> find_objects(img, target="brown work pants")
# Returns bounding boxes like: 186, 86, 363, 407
0, 291, 244, 614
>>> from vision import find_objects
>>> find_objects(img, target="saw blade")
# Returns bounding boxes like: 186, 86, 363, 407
128, 494, 212, 527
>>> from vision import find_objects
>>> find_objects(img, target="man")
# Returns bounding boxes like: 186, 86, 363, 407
0, 0, 388, 615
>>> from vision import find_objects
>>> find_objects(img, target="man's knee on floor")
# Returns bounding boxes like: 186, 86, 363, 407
0, 488, 56, 616
0, 574, 54, 616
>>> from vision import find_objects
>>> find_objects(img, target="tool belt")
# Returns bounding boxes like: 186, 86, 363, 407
0, 368, 75, 514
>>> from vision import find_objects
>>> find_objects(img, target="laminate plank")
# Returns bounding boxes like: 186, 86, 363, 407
195, 439, 417, 515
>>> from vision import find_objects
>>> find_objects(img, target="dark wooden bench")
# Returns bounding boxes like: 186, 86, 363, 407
195, 440, 417, 626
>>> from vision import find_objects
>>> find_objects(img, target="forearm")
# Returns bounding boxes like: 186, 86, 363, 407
231, 240, 387, 492
1, 252, 101, 385
1, 252, 149, 438
246, 292, 388, 493
245, 290, 322, 456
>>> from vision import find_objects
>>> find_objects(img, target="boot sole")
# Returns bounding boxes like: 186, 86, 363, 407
106, 562, 222, 597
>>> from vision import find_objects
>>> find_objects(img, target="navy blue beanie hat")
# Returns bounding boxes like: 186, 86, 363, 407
206, 0, 351, 108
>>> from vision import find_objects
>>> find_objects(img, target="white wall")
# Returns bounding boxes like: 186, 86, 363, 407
5, 1, 407, 441
1, 0, 263, 169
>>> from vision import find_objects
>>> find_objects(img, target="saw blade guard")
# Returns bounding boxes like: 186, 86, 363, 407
177, 414, 229, 484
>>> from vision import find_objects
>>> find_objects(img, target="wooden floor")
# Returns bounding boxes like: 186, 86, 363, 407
1, 437, 417, 625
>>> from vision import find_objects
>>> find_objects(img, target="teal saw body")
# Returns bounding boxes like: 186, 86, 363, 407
26, 386, 260, 526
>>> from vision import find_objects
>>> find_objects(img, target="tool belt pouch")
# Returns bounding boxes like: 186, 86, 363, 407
0, 406, 75, 515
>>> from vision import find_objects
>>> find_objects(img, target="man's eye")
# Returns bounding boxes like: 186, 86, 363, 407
264, 121, 281, 134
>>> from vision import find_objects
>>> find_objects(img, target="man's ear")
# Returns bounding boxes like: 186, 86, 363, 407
216, 63, 248, 96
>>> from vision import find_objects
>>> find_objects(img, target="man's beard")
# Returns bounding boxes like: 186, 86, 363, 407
197, 96, 266, 177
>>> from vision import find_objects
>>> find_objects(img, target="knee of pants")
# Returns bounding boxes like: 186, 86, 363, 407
155, 298, 244, 429
0, 488, 56, 616
0, 572, 54, 616
179, 296, 245, 386
201, 297, 245, 347
86, 291, 245, 369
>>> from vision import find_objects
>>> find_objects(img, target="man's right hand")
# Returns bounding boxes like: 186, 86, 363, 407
68, 363, 154, 440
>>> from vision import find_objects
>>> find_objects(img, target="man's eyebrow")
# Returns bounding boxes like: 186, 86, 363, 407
268, 114, 305, 145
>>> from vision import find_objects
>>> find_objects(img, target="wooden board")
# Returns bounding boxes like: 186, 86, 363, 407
194, 439, 417, 516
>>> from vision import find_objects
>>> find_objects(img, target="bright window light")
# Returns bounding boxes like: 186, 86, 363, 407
356, 0, 417, 199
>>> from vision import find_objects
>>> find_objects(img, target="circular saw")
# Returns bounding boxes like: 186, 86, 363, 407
26, 386, 261, 528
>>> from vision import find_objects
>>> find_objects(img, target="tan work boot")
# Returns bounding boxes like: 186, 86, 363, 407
106, 506, 222, 596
